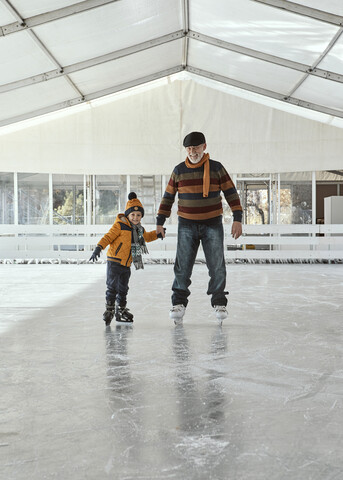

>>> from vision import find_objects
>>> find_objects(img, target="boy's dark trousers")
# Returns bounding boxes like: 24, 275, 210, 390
106, 261, 131, 306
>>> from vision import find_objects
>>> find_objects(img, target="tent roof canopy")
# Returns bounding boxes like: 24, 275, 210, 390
1, 0, 343, 128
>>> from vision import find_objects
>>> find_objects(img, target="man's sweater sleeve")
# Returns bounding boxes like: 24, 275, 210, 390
156, 170, 178, 226
219, 165, 243, 223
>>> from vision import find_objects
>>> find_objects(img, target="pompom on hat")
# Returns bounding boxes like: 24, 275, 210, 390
183, 131, 206, 147
125, 192, 144, 218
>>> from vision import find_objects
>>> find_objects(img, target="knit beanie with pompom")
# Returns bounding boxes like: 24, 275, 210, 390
125, 192, 144, 218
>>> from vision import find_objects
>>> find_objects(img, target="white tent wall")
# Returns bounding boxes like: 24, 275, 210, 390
0, 80, 182, 175
1, 78, 343, 175
180, 80, 343, 174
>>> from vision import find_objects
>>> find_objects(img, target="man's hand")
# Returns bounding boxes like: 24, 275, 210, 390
156, 225, 166, 238
231, 221, 242, 240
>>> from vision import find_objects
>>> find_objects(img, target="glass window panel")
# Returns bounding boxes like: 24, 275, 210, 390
53, 174, 85, 225
280, 172, 312, 224
0, 172, 14, 224
95, 175, 127, 225
130, 175, 162, 224
18, 173, 49, 225
236, 175, 270, 225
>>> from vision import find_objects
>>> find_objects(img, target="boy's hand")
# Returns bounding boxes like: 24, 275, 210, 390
89, 245, 102, 262
156, 225, 166, 238
231, 221, 242, 240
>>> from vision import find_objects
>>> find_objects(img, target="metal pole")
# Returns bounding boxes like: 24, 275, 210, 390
277, 173, 281, 225
126, 175, 130, 200
83, 175, 87, 225
86, 175, 92, 225
72, 184, 76, 225
312, 171, 316, 225
49, 173, 53, 225
13, 172, 18, 225
312, 171, 316, 259
92, 175, 96, 225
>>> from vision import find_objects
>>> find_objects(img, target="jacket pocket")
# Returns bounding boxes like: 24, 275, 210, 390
115, 242, 123, 255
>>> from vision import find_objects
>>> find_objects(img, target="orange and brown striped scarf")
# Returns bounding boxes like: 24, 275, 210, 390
185, 153, 210, 197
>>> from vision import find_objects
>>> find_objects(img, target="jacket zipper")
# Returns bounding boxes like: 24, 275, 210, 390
115, 242, 123, 255
125, 251, 131, 266
124, 227, 133, 266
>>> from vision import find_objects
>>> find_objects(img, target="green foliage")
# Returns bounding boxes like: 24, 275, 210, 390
98, 190, 118, 215
54, 190, 84, 224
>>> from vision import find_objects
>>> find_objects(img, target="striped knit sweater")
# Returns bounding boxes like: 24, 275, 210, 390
157, 158, 243, 224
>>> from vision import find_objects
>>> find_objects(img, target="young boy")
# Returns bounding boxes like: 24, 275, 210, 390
89, 192, 164, 326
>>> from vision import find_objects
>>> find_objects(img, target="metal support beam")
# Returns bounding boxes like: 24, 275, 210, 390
187, 31, 343, 84
186, 65, 343, 119
0, 0, 120, 36
3, 27, 343, 97
0, 66, 183, 127
0, 0, 84, 98
327, 170, 343, 177
181, 0, 189, 68
252, 0, 343, 26
0, 31, 184, 94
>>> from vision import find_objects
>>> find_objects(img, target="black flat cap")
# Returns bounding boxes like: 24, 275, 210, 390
183, 131, 206, 147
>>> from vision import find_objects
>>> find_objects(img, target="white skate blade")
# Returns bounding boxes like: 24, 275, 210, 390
173, 317, 183, 326
115, 319, 133, 324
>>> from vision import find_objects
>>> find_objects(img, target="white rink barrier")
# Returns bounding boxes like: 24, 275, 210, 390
0, 224, 343, 263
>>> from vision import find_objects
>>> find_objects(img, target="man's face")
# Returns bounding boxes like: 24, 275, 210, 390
185, 143, 206, 164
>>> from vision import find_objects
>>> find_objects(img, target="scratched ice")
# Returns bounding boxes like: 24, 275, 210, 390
0, 263, 343, 479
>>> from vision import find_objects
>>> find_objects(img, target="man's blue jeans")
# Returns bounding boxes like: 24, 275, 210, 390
172, 217, 228, 307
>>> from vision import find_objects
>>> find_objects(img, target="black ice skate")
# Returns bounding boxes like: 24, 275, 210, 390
115, 303, 134, 323
103, 302, 115, 326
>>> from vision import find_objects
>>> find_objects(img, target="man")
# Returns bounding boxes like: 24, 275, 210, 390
156, 131, 243, 325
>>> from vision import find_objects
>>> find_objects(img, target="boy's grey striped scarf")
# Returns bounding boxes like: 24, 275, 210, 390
131, 224, 148, 270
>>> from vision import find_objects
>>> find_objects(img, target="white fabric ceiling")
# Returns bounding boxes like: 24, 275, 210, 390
1, 0, 343, 129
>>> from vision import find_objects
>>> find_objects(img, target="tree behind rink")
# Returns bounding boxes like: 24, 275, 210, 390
54, 189, 84, 224
53, 187, 120, 225
95, 189, 119, 224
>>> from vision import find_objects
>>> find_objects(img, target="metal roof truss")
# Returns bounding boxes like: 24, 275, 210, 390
1, 0, 343, 127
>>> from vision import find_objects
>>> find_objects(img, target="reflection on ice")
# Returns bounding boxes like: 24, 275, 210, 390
1, 263, 343, 479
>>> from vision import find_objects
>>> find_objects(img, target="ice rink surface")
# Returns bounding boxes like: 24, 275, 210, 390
1, 263, 343, 479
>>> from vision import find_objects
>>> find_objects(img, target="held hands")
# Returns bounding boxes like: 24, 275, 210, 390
231, 221, 242, 240
156, 225, 166, 239
89, 245, 102, 262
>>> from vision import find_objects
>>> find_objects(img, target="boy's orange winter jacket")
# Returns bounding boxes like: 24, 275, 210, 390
97, 214, 158, 267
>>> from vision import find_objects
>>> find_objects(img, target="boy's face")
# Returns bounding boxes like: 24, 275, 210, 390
128, 211, 142, 225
